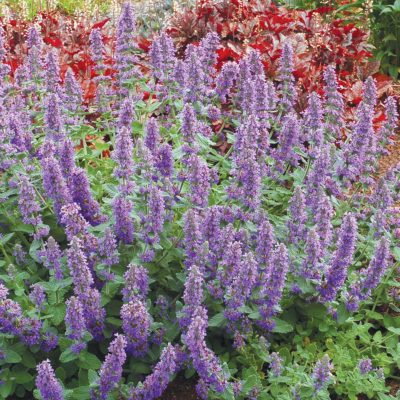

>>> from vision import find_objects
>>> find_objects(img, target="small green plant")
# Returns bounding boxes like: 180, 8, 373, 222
371, 0, 400, 79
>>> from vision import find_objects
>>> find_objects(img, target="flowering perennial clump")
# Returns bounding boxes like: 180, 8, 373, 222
0, 2, 397, 400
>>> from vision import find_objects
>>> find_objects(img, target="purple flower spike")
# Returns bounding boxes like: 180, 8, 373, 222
319, 213, 357, 302
115, 2, 141, 94
144, 118, 160, 153
41, 155, 72, 219
36, 360, 64, 400
258, 244, 289, 330
180, 264, 204, 329
323, 65, 344, 140
131, 344, 177, 400
301, 227, 322, 280
187, 155, 211, 208
97, 334, 127, 400
215, 61, 239, 103
38, 236, 63, 279
121, 298, 150, 356
184, 306, 227, 394
45, 49, 60, 93
122, 264, 149, 302
358, 358, 372, 375
287, 186, 307, 244
312, 355, 333, 391
99, 227, 119, 267
278, 41, 296, 114
113, 196, 134, 244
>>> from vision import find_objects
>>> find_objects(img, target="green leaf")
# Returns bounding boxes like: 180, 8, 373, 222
12, 371, 33, 384
5, 350, 22, 363
60, 348, 79, 364
272, 318, 294, 333
78, 352, 102, 370
72, 386, 90, 400
88, 370, 98, 386
388, 327, 400, 335
0, 233, 14, 246
208, 312, 226, 328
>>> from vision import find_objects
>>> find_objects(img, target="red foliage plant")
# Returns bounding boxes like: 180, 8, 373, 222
0, 12, 114, 103
167, 0, 393, 113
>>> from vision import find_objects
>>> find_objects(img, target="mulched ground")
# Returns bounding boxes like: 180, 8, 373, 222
160, 375, 200, 400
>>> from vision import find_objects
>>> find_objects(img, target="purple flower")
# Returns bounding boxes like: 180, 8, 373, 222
187, 154, 210, 208
149, 32, 176, 81
143, 186, 165, 245
27, 26, 41, 49
58, 138, 75, 180
29, 284, 46, 311
144, 118, 160, 153
360, 237, 390, 295
363, 76, 377, 109
131, 344, 177, 400
45, 49, 60, 93
255, 215, 276, 268
18, 175, 43, 227
99, 227, 119, 266
347, 237, 391, 311
340, 102, 375, 183
180, 264, 204, 329
215, 61, 239, 103
319, 213, 357, 302
38, 237, 63, 279
122, 264, 149, 302
323, 65, 344, 140
36, 360, 64, 400
224, 252, 258, 322
67, 236, 94, 296
69, 167, 106, 226
63, 68, 83, 114
13, 243, 27, 265
180, 103, 199, 146
314, 193, 334, 251
118, 97, 134, 129
302, 92, 323, 149
113, 196, 134, 244
198, 32, 220, 78
41, 155, 72, 219
301, 227, 321, 280
269, 352, 283, 377
183, 44, 207, 103
155, 143, 173, 178
184, 306, 227, 393
115, 2, 141, 95
287, 186, 307, 244
113, 126, 134, 191
121, 298, 150, 356
183, 209, 204, 268
258, 244, 289, 330
228, 148, 261, 210
278, 41, 296, 114
82, 288, 105, 340
358, 358, 372, 375
65, 296, 86, 353
97, 334, 127, 400
312, 355, 333, 391
306, 145, 332, 213
60, 203, 97, 252
44, 93, 64, 140
274, 113, 301, 169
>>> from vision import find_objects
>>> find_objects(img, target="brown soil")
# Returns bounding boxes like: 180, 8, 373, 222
378, 137, 400, 178
160, 375, 200, 400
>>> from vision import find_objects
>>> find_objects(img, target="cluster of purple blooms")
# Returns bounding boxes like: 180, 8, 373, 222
0, 1, 398, 399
